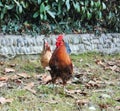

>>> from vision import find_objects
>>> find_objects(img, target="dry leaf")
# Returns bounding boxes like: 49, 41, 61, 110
65, 89, 81, 94
115, 106, 120, 110
0, 97, 13, 104
85, 80, 101, 89
95, 60, 104, 65
17, 73, 30, 78
24, 82, 36, 94
115, 98, 120, 102
25, 82, 34, 88
15, 79, 23, 84
0, 82, 7, 88
107, 61, 116, 66
9, 64, 16, 67
76, 99, 89, 106
0, 61, 4, 65
4, 68, 15, 73
10, 75, 20, 80
110, 65, 118, 71
109, 65, 118, 71
34, 74, 42, 79
96, 59, 120, 72
42, 74, 52, 84
115, 68, 120, 73
98, 103, 108, 109
0, 76, 9, 81
105, 65, 117, 71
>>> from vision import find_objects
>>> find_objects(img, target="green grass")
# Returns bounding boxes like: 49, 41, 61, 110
0, 52, 120, 111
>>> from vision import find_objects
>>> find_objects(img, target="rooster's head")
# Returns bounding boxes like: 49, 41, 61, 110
56, 35, 64, 47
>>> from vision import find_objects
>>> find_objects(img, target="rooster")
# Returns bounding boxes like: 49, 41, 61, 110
40, 39, 52, 70
49, 35, 73, 89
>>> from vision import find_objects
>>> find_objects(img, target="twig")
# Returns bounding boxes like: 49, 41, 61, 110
39, 100, 58, 104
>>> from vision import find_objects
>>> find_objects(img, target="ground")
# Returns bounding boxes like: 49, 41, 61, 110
0, 52, 120, 111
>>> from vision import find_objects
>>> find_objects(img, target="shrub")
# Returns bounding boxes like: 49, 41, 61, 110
0, 0, 120, 35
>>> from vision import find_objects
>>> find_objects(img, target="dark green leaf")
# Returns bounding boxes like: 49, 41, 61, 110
0, 2, 3, 7
98, 11, 102, 19
80, 1, 84, 5
40, 14, 44, 20
55, 0, 58, 2
0, 13, 4, 19
47, 10, 55, 18
66, 0, 70, 11
38, 0, 41, 4
73, 1, 80, 12
19, 5, 22, 13
90, 1, 94, 7
45, 5, 50, 11
87, 11, 92, 20
102, 2, 106, 10
21, 1, 26, 8
108, 11, 113, 19
33, 11, 39, 18
40, 3, 45, 13
44, 13, 47, 20
5, 5, 14, 10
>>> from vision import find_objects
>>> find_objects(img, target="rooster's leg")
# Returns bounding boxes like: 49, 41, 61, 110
63, 81, 67, 94
51, 78, 58, 95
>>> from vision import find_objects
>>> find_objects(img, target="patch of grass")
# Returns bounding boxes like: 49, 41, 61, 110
22, 63, 36, 72
71, 52, 101, 68
0, 52, 120, 111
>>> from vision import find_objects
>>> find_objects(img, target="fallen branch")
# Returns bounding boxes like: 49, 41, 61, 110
39, 100, 58, 104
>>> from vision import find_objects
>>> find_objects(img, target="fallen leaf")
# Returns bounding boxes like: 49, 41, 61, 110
10, 75, 20, 80
4, 68, 15, 73
0, 61, 4, 65
107, 61, 116, 66
105, 65, 117, 71
65, 89, 81, 94
42, 74, 52, 84
9, 63, 16, 67
24, 82, 36, 94
24, 82, 34, 88
0, 82, 7, 88
0, 97, 13, 104
15, 79, 23, 84
76, 99, 89, 106
33, 74, 41, 79
98, 103, 108, 109
115, 98, 120, 102
115, 106, 120, 110
115, 68, 120, 73
85, 80, 102, 89
96, 59, 120, 72
17, 73, 30, 78
95, 60, 104, 66
0, 76, 9, 81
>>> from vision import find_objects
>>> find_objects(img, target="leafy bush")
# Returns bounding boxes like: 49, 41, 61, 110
0, 0, 120, 35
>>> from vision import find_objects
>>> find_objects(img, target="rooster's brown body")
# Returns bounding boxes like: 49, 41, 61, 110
49, 35, 73, 85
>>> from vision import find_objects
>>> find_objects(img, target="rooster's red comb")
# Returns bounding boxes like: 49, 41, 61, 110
57, 34, 63, 41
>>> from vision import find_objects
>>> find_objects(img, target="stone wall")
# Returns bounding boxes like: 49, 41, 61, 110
0, 33, 120, 58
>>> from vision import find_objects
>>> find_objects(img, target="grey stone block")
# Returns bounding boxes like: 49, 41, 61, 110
0, 33, 120, 58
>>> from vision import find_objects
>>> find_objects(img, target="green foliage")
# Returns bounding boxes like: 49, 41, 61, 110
0, 0, 120, 35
